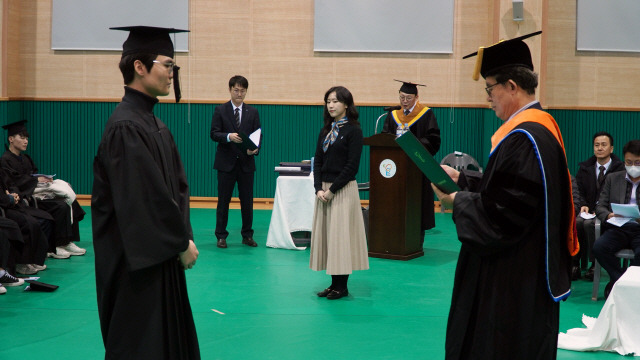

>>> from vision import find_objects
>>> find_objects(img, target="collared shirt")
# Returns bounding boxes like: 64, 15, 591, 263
227, 102, 244, 142
624, 173, 640, 205
506, 100, 540, 122
404, 102, 417, 115
595, 158, 612, 180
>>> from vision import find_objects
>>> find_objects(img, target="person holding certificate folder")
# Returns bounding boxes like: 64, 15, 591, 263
210, 75, 262, 248
309, 86, 368, 300
433, 32, 577, 360
593, 139, 640, 299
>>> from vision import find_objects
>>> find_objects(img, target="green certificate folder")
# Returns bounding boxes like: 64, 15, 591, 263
395, 132, 460, 194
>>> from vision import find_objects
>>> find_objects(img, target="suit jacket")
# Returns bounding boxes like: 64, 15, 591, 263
596, 171, 631, 223
210, 101, 262, 172
575, 154, 625, 211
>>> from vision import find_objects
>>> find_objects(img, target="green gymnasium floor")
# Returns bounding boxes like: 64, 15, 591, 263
0, 209, 624, 359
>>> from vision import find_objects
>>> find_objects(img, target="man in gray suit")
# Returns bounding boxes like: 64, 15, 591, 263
594, 139, 640, 298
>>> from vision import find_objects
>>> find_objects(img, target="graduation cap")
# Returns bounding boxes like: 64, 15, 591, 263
110, 26, 189, 102
463, 31, 542, 81
394, 79, 426, 95
25, 280, 59, 292
2, 120, 28, 137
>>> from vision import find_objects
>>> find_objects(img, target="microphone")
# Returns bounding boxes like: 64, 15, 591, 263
383, 106, 401, 111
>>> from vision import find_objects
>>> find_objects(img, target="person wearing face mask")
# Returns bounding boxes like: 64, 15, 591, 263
593, 139, 640, 299
573, 132, 625, 281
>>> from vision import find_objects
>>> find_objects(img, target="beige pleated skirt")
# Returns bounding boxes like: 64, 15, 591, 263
309, 180, 369, 275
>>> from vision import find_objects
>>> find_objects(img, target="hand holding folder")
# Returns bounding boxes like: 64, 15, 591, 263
234, 128, 261, 152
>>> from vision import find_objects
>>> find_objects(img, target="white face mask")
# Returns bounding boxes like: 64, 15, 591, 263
626, 165, 640, 178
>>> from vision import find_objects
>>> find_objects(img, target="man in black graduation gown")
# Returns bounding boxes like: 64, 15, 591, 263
92, 26, 200, 359
382, 80, 441, 244
433, 32, 577, 360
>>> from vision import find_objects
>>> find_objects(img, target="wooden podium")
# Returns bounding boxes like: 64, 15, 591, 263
364, 133, 424, 260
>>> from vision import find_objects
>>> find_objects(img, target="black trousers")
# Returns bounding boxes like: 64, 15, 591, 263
215, 162, 254, 239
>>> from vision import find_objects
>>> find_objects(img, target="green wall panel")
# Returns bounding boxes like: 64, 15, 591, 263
3, 100, 638, 199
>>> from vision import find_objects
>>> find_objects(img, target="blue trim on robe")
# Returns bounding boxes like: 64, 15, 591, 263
490, 128, 571, 302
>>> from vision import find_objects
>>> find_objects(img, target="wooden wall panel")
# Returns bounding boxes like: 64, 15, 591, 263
1, 0, 639, 110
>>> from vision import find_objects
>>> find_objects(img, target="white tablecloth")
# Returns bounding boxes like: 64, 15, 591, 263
266, 175, 315, 250
558, 266, 640, 356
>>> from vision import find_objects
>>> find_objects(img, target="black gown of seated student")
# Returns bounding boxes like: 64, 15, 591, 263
92, 87, 199, 359
0, 169, 51, 268
1, 151, 84, 249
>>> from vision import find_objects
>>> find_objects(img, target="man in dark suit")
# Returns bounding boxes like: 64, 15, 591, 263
574, 132, 625, 280
594, 139, 640, 298
210, 75, 261, 248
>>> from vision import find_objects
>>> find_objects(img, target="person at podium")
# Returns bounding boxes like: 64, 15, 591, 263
432, 32, 576, 359
382, 80, 441, 245
309, 86, 369, 300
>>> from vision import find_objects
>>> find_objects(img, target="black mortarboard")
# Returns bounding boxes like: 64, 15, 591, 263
111, 26, 190, 102
110, 26, 189, 58
2, 120, 28, 137
25, 280, 59, 292
462, 31, 542, 81
394, 79, 426, 95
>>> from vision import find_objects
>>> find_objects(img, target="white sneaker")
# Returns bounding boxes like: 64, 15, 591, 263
0, 272, 25, 286
16, 264, 38, 275
61, 242, 86, 256
48, 247, 71, 259
30, 264, 47, 271
0, 285, 6, 294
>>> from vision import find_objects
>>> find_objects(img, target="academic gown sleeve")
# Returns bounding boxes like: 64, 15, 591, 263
452, 133, 544, 256
93, 121, 190, 272
1, 152, 38, 197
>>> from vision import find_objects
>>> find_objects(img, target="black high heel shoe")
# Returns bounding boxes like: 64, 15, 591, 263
327, 288, 348, 300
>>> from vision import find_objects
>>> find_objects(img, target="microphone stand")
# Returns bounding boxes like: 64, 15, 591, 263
374, 112, 387, 135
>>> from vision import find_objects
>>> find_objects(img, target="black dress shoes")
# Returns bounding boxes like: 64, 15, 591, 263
571, 266, 582, 281
242, 237, 258, 247
217, 238, 227, 248
317, 288, 332, 297
584, 265, 595, 281
327, 288, 348, 300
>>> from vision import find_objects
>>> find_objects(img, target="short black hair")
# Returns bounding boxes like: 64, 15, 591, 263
229, 75, 249, 89
118, 53, 156, 85
592, 131, 614, 147
492, 66, 538, 95
623, 140, 640, 157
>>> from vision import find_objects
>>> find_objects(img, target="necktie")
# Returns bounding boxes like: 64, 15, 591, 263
234, 108, 240, 129
404, 109, 410, 116
597, 165, 605, 190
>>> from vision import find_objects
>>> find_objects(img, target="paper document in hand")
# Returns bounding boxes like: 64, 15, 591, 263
611, 203, 640, 218
248, 128, 261, 147
606, 203, 640, 227
579, 212, 596, 220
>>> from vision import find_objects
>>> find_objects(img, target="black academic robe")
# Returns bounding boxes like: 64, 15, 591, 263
382, 105, 441, 230
446, 119, 572, 360
92, 87, 199, 359
1, 150, 85, 246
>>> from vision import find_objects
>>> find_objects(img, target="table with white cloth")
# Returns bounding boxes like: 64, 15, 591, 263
558, 265, 640, 356
266, 174, 316, 250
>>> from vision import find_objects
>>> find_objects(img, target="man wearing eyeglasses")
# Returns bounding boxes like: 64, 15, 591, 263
433, 31, 576, 359
92, 26, 200, 359
210, 75, 262, 249
593, 139, 640, 299
382, 80, 441, 245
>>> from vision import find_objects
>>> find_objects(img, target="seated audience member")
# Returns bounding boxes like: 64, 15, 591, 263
574, 132, 624, 280
0, 120, 85, 258
0, 225, 26, 294
1, 168, 51, 274
593, 139, 640, 299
